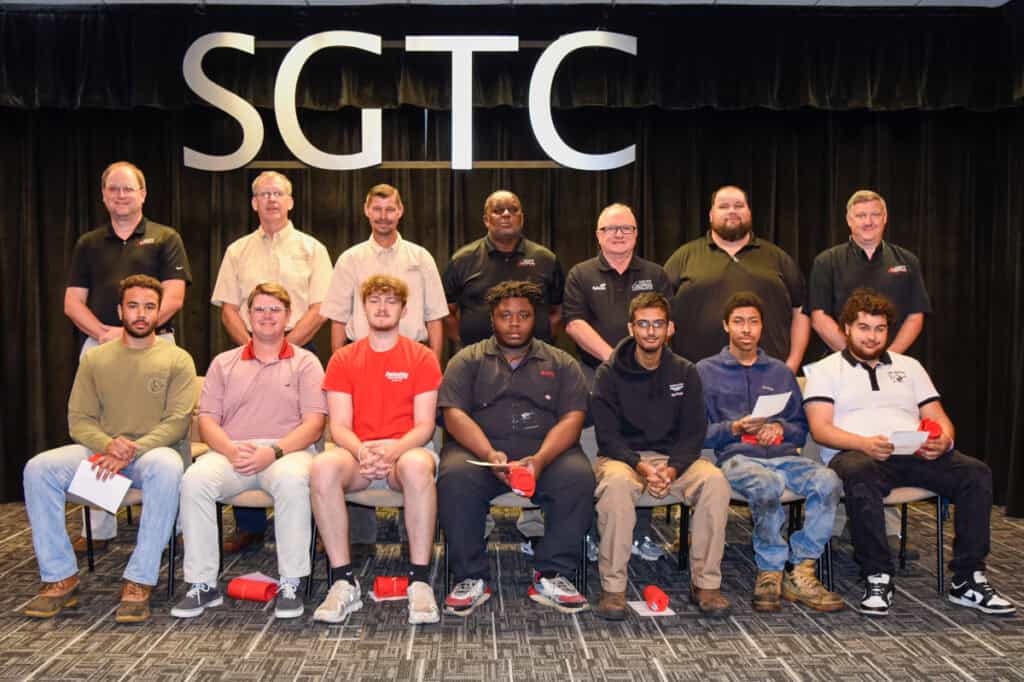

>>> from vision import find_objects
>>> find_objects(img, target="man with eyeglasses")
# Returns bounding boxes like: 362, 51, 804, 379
591, 293, 731, 620
172, 282, 326, 620
210, 170, 333, 555
563, 203, 674, 563
664, 186, 809, 372
64, 161, 192, 556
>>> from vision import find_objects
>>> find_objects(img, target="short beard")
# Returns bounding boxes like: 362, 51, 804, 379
124, 322, 156, 339
847, 336, 886, 362
712, 220, 752, 242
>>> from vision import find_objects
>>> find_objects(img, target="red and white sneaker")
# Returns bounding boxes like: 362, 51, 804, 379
444, 579, 492, 617
528, 572, 589, 614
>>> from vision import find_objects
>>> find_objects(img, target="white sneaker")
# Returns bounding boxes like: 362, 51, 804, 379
407, 581, 440, 624
313, 579, 363, 623
859, 573, 894, 616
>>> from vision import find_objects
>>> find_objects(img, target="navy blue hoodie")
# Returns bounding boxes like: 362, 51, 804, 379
591, 337, 707, 473
695, 347, 808, 464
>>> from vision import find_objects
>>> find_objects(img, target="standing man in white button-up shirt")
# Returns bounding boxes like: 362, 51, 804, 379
210, 170, 333, 553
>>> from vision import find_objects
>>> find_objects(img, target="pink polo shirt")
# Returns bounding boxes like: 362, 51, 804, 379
199, 339, 327, 441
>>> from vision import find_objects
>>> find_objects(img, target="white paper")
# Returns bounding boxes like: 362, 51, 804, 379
368, 591, 408, 602
750, 392, 792, 419
67, 460, 131, 514
465, 460, 524, 468
627, 600, 676, 617
237, 572, 278, 584
890, 430, 929, 455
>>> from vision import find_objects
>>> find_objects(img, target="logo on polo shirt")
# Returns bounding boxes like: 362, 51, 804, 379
138, 238, 156, 246
518, 258, 536, 267
761, 385, 775, 392
591, 282, 607, 291
888, 265, 908, 273
385, 371, 409, 382
146, 376, 167, 395
631, 279, 653, 292
669, 382, 685, 397
887, 370, 908, 383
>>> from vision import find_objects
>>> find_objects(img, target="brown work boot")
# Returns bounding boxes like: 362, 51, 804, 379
24, 576, 81, 618
782, 559, 844, 612
115, 580, 152, 624
594, 589, 627, 621
752, 570, 783, 612
72, 536, 109, 557
689, 585, 731, 617
222, 531, 264, 554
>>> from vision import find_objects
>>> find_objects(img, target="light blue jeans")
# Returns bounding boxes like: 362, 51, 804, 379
23, 443, 183, 586
721, 454, 841, 572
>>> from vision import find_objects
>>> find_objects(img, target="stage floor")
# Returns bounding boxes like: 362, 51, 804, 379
1, 501, 1022, 681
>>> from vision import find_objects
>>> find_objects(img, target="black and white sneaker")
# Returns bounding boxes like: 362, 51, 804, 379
948, 571, 1016, 615
171, 583, 223, 618
274, 578, 304, 619
859, 573, 894, 617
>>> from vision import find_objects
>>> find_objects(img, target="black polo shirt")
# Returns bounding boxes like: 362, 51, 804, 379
562, 253, 674, 367
806, 239, 931, 332
438, 336, 588, 460
663, 233, 805, 364
67, 218, 192, 327
442, 236, 564, 346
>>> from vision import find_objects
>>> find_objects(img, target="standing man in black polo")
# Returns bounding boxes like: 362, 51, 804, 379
64, 160, 192, 552
563, 202, 673, 561
663, 186, 808, 372
443, 190, 564, 348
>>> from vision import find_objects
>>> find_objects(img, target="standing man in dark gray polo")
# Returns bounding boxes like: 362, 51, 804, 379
64, 160, 192, 551
664, 186, 809, 372
563, 202, 673, 562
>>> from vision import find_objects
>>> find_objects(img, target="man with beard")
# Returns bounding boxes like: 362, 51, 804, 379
321, 184, 448, 545
24, 275, 196, 623
311, 275, 443, 625
697, 292, 842, 614
804, 288, 1014, 617
437, 281, 594, 617
172, 282, 326, 621
591, 292, 731, 620
663, 186, 808, 371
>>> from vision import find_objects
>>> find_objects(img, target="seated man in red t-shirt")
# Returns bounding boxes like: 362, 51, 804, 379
311, 274, 443, 625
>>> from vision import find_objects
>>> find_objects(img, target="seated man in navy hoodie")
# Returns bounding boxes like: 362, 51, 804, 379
591, 292, 730, 621
697, 292, 843, 613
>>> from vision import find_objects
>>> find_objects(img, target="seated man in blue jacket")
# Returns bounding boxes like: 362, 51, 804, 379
696, 292, 843, 613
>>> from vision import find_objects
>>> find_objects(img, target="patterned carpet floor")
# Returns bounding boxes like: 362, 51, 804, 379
0, 500, 1022, 681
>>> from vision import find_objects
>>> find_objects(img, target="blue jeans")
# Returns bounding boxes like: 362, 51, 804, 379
721, 455, 841, 572
23, 444, 183, 586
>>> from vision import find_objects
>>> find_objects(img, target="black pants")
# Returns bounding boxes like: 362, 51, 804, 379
829, 449, 992, 577
438, 443, 595, 582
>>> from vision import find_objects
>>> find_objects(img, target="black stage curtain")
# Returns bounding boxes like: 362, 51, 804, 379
1, 3, 1023, 512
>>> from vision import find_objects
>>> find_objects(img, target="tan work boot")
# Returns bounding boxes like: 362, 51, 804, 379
594, 589, 627, 621
115, 580, 153, 624
24, 576, 81, 618
782, 559, 844, 612
689, 585, 731, 617
752, 570, 783, 612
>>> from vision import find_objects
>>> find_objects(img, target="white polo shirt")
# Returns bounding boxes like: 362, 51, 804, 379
803, 349, 940, 464
320, 233, 448, 343
211, 222, 332, 332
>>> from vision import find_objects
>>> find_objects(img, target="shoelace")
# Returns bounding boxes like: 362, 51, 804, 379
452, 580, 479, 599
545, 576, 577, 595
186, 583, 212, 600
865, 577, 890, 598
278, 581, 299, 600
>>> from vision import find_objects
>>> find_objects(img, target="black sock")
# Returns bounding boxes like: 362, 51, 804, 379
331, 563, 355, 586
952, 572, 972, 585
408, 564, 430, 585
538, 569, 558, 580
785, 562, 794, 573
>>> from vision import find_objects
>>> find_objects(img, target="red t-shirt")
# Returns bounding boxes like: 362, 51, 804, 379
322, 335, 442, 441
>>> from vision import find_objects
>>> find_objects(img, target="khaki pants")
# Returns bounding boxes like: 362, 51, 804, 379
595, 454, 730, 592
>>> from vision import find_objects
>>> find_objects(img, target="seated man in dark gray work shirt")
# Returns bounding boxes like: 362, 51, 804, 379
437, 281, 594, 617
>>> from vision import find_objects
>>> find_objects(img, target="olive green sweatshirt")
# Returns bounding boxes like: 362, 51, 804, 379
68, 338, 197, 455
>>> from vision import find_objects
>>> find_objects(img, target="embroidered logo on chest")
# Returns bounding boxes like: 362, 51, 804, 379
888, 265, 908, 273
886, 370, 908, 383
518, 258, 536, 267
669, 382, 685, 397
385, 371, 409, 382
631, 279, 653, 292
592, 282, 607, 291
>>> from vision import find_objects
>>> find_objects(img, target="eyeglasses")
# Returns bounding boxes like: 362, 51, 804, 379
490, 205, 521, 216
254, 190, 287, 200
105, 185, 140, 195
598, 225, 637, 235
633, 319, 667, 329
252, 305, 286, 315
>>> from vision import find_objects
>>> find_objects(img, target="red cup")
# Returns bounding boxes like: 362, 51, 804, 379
373, 576, 409, 598
643, 585, 669, 612
509, 466, 536, 497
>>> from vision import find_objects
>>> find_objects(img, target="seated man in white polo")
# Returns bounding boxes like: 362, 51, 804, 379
172, 282, 326, 620
310, 274, 443, 625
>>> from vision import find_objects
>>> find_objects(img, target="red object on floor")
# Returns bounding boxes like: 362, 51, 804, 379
226, 577, 278, 602
509, 466, 536, 497
643, 585, 669, 612
373, 576, 409, 598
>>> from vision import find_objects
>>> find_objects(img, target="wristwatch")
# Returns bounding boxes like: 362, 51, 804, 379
271, 444, 285, 460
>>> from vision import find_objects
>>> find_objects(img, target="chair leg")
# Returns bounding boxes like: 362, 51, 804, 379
167, 514, 177, 599
899, 504, 909, 571
819, 538, 834, 592
216, 502, 225, 577
307, 514, 318, 600
84, 507, 96, 572
677, 504, 690, 571
935, 496, 945, 596
443, 537, 450, 596
126, 505, 134, 527
577, 536, 588, 596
